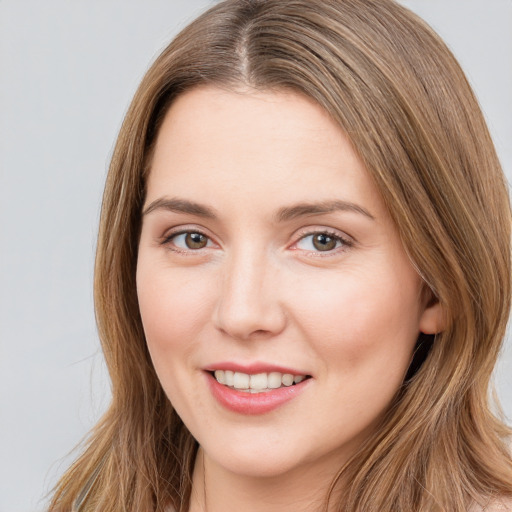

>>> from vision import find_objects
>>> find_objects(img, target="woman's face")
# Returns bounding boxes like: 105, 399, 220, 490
137, 86, 441, 479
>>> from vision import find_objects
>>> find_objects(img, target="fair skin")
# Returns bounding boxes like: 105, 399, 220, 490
136, 86, 443, 512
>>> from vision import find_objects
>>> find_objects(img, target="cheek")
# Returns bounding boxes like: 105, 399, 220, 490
136, 259, 217, 417
289, 266, 421, 373
136, 260, 214, 360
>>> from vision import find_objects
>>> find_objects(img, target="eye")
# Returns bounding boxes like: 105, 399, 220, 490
165, 231, 212, 251
294, 231, 349, 253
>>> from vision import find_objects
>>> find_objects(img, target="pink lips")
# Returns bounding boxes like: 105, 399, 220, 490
204, 361, 310, 375
204, 362, 311, 415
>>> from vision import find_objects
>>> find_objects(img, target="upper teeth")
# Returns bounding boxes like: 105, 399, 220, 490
214, 370, 306, 392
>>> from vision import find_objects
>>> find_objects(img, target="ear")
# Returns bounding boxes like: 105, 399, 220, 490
419, 294, 446, 335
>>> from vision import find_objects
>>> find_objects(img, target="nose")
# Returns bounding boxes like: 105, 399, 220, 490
213, 247, 287, 341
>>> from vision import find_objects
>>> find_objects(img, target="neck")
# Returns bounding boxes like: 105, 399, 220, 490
188, 448, 346, 512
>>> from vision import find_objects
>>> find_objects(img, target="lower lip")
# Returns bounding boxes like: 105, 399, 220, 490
206, 372, 311, 415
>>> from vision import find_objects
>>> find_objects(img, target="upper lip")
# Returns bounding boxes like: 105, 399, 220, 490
203, 361, 311, 376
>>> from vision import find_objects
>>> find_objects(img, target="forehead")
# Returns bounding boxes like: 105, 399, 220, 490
146, 86, 385, 218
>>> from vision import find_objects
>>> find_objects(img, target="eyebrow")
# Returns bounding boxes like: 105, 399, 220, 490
142, 197, 375, 222
142, 197, 218, 218
275, 200, 375, 222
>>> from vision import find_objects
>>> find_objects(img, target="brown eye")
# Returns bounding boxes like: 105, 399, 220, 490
185, 232, 208, 249
166, 231, 211, 251
295, 231, 347, 253
312, 233, 338, 251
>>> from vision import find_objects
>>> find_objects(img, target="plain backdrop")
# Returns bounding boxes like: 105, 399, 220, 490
0, 1, 511, 511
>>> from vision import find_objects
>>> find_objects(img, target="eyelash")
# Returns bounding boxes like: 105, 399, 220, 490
292, 229, 353, 256
160, 228, 353, 256
160, 229, 213, 255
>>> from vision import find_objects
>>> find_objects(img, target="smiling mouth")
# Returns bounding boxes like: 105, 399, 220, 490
210, 370, 311, 393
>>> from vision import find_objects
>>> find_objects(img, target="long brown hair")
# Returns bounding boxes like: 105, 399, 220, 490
48, 1, 512, 510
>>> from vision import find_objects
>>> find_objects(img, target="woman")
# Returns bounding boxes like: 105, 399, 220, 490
48, 0, 512, 511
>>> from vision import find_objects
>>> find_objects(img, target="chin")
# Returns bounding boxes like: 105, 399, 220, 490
209, 449, 306, 479
197, 431, 304, 478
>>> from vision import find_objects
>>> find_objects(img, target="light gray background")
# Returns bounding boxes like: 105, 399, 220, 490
0, 1, 510, 511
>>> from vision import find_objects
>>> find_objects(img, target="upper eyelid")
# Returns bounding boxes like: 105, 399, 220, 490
162, 225, 213, 240
292, 226, 354, 243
